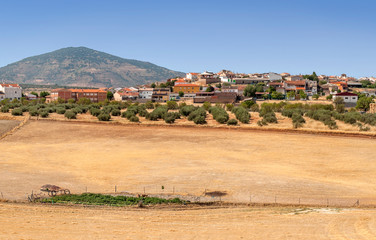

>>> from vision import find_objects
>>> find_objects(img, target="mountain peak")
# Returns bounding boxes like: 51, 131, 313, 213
0, 48, 184, 87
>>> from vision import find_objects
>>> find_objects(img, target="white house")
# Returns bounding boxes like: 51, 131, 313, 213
186, 73, 199, 81
268, 72, 282, 81
138, 88, 154, 99
0, 84, 22, 100
333, 92, 358, 107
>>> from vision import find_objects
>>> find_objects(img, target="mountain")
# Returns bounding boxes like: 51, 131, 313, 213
0, 47, 185, 88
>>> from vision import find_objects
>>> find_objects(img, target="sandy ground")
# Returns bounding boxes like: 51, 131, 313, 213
1, 202, 376, 240
1, 120, 376, 206
0, 120, 20, 136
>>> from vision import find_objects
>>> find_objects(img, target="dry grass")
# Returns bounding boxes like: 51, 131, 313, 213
1, 202, 376, 239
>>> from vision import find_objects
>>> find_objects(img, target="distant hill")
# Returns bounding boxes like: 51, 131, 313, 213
0, 47, 185, 88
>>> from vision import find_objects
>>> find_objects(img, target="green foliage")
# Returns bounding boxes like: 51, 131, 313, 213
164, 112, 177, 124
97, 113, 111, 121
129, 115, 139, 122
146, 106, 168, 121
243, 84, 256, 97
56, 108, 66, 114
145, 101, 154, 109
39, 110, 49, 118
77, 98, 92, 105
29, 108, 39, 116
39, 91, 50, 98
250, 103, 260, 112
326, 94, 333, 100
271, 91, 284, 100
188, 107, 207, 121
312, 94, 320, 100
305, 109, 338, 129
286, 91, 295, 100
240, 100, 255, 109
166, 101, 178, 110
180, 105, 197, 116
64, 110, 77, 119
227, 119, 238, 126
209, 106, 229, 124
90, 107, 101, 117
71, 107, 83, 114
226, 104, 234, 111
41, 193, 183, 206
111, 109, 121, 116
193, 115, 206, 124
178, 91, 184, 97
11, 108, 23, 116
232, 107, 250, 124
107, 91, 114, 100
202, 102, 211, 111
356, 96, 373, 111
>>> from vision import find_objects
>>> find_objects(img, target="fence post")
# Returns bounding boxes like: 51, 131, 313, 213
327, 198, 329, 207
115, 185, 117, 193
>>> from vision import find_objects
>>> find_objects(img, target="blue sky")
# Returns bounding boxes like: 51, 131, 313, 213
1, 0, 375, 77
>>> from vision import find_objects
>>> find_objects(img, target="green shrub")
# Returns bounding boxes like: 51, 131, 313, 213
262, 112, 278, 124
111, 109, 121, 116
164, 112, 176, 124
209, 106, 229, 124
129, 115, 139, 122
227, 119, 238, 126
166, 101, 178, 110
11, 108, 23, 116
138, 109, 148, 117
232, 107, 250, 124
226, 104, 234, 111
29, 108, 39, 116
97, 113, 111, 121
202, 101, 211, 111
180, 105, 197, 116
188, 107, 206, 121
122, 110, 136, 120
193, 115, 206, 124
1, 106, 9, 113
72, 107, 83, 114
291, 112, 305, 128
39, 111, 49, 118
56, 108, 66, 114
64, 110, 77, 119
90, 107, 101, 117
146, 106, 168, 120
145, 101, 154, 109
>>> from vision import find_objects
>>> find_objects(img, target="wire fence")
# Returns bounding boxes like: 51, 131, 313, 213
25, 184, 374, 208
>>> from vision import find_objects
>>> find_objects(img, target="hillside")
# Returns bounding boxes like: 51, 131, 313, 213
0, 47, 185, 88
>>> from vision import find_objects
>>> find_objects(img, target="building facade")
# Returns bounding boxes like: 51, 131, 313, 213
0, 84, 22, 100
48, 89, 107, 103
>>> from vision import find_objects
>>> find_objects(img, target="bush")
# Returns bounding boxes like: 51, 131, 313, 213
1, 106, 9, 113
164, 112, 176, 124
180, 105, 197, 116
90, 108, 101, 117
193, 115, 206, 124
111, 109, 121, 116
56, 108, 66, 114
138, 109, 148, 117
262, 112, 278, 124
11, 108, 23, 116
39, 110, 49, 118
29, 108, 39, 116
146, 106, 168, 120
166, 101, 178, 110
240, 100, 255, 109
226, 104, 234, 111
72, 107, 83, 114
64, 110, 76, 119
232, 107, 250, 124
250, 104, 260, 112
122, 110, 136, 120
97, 113, 111, 121
129, 115, 139, 122
227, 119, 238, 126
209, 106, 229, 124
188, 107, 206, 121
291, 112, 305, 128
145, 101, 154, 109
202, 102, 211, 111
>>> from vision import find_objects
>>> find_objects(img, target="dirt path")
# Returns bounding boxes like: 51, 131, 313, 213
1, 203, 376, 239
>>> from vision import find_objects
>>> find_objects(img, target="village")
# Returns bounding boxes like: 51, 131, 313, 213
1, 70, 376, 113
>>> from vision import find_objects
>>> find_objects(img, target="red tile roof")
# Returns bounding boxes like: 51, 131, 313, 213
0, 83, 20, 87
335, 92, 358, 96
174, 84, 199, 87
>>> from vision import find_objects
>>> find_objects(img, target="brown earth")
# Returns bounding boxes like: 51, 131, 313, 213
1, 203, 376, 240
0, 120, 20, 136
1, 120, 376, 206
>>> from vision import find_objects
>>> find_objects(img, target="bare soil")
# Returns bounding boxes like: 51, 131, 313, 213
1, 202, 376, 239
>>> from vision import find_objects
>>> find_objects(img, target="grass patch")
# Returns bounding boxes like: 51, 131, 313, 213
40, 193, 184, 206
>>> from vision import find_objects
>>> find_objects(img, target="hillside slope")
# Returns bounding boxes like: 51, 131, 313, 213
0, 47, 185, 87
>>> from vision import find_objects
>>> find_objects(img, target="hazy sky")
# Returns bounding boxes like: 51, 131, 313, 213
1, 0, 375, 77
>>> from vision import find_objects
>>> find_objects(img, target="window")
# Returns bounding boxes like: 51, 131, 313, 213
345, 97, 348, 100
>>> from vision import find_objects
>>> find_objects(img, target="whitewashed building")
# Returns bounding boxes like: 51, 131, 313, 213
0, 84, 22, 100
139, 88, 154, 99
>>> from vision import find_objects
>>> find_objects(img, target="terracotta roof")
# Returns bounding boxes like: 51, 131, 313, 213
174, 84, 199, 87
335, 92, 358, 96
118, 92, 139, 96
70, 89, 106, 93
286, 81, 306, 85
0, 83, 20, 87
296, 87, 306, 90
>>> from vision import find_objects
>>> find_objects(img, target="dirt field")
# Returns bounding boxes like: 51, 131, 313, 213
1, 120, 376, 206
0, 120, 20, 136
1, 203, 376, 239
